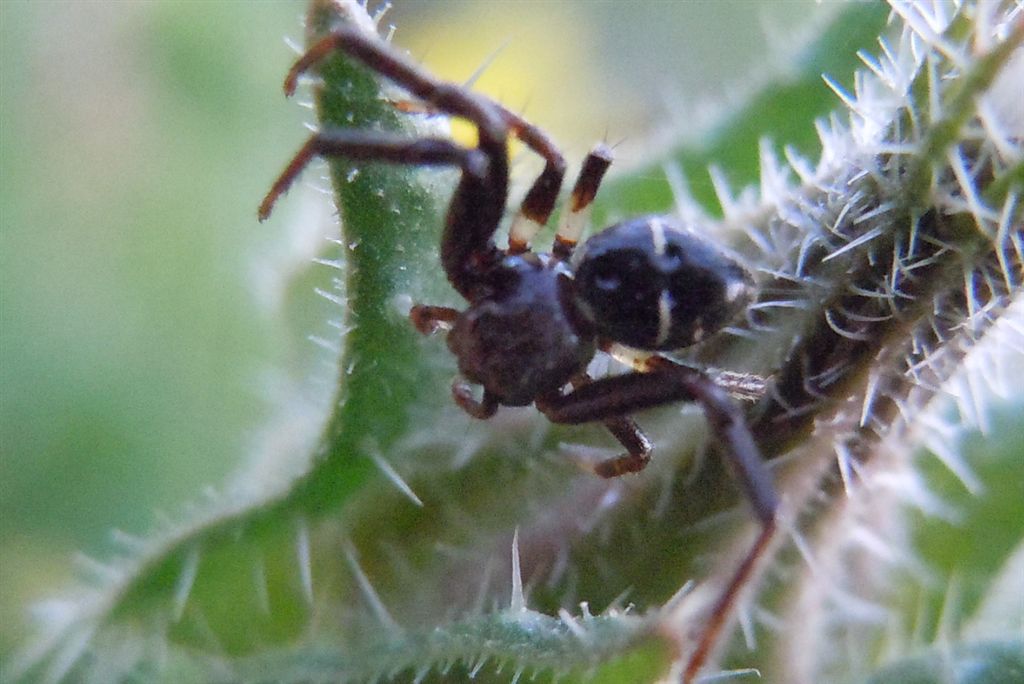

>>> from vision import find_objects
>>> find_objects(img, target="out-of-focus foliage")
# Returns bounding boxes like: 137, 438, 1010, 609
3, 2, 1021, 683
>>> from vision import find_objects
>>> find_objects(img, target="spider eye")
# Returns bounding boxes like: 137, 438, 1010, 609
662, 242, 685, 267
592, 266, 621, 292
574, 216, 753, 350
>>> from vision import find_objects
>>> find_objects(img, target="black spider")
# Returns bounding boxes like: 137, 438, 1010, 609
260, 26, 778, 680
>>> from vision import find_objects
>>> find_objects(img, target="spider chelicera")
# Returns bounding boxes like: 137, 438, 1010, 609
260, 25, 778, 679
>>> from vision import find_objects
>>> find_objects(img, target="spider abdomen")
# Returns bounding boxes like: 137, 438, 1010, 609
573, 216, 753, 351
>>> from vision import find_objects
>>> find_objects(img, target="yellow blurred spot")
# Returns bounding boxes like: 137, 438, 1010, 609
398, 4, 603, 153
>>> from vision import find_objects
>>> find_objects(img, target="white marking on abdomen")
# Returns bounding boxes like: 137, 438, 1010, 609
656, 289, 673, 347
725, 279, 748, 302
650, 217, 667, 256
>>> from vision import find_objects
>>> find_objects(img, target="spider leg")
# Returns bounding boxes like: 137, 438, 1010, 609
552, 144, 613, 260
554, 373, 652, 477
272, 26, 510, 296
452, 377, 499, 419
408, 303, 500, 420
283, 27, 576, 261
537, 359, 776, 523
259, 127, 502, 296
260, 133, 477, 221
593, 415, 653, 477
537, 357, 779, 681
682, 520, 776, 683
409, 306, 500, 420
283, 27, 507, 144
504, 110, 567, 254
384, 99, 567, 255
409, 304, 459, 336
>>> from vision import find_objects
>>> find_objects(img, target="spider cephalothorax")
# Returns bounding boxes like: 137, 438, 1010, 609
447, 252, 596, 408
260, 25, 777, 682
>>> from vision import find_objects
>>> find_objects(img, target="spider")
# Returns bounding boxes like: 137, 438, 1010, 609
259, 25, 778, 680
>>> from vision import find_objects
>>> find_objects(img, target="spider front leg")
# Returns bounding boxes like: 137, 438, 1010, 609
258, 125, 507, 297
261, 25, 511, 295
274, 25, 588, 267
259, 134, 479, 221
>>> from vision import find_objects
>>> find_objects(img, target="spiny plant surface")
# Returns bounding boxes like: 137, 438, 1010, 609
9, 1, 1023, 683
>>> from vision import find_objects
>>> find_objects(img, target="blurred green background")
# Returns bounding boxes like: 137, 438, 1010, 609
3, 0, 1018, 668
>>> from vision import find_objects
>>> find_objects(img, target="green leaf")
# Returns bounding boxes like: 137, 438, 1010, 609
894, 408, 1024, 646
232, 608, 673, 683
864, 640, 1024, 684
13, 2, 1023, 683
592, 2, 890, 221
